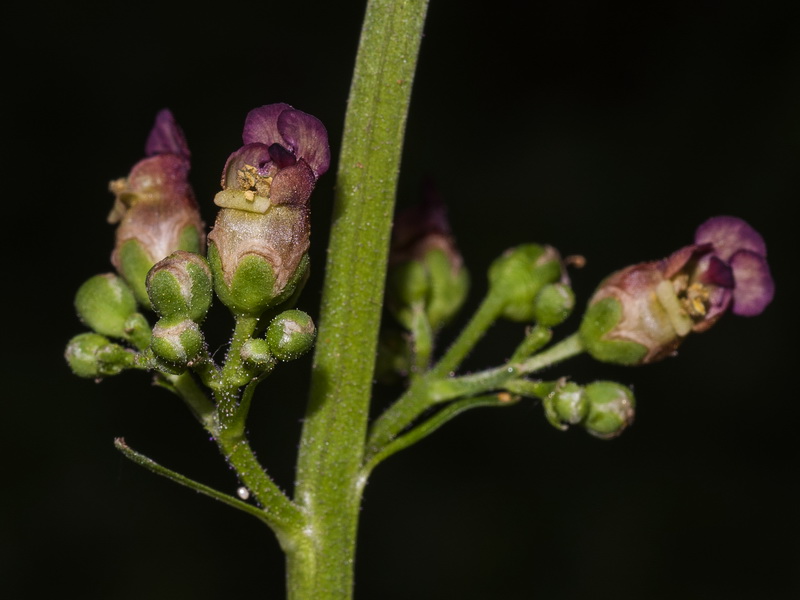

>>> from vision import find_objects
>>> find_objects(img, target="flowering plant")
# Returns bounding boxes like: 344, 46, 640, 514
62, 2, 779, 599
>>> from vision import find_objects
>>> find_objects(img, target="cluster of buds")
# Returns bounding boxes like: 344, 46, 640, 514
580, 216, 774, 365
542, 380, 636, 439
488, 243, 575, 326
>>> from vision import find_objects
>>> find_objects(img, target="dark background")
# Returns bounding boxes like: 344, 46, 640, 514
5, 1, 799, 598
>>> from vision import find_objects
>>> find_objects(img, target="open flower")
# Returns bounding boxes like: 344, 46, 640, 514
108, 109, 205, 305
580, 216, 774, 364
207, 104, 330, 316
213, 103, 330, 212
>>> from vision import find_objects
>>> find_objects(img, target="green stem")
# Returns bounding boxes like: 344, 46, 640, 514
366, 333, 585, 457
360, 393, 519, 479
292, 0, 429, 597
430, 292, 505, 378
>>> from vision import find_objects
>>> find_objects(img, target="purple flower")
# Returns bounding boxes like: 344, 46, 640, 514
207, 104, 330, 316
108, 109, 205, 305
580, 216, 774, 365
215, 104, 330, 212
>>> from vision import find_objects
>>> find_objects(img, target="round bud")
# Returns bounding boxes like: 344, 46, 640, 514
265, 310, 316, 361
74, 274, 138, 339
551, 381, 588, 425
488, 244, 563, 322
150, 317, 204, 369
583, 381, 635, 439
146, 251, 213, 322
65, 333, 134, 378
532, 283, 575, 327
241, 338, 273, 367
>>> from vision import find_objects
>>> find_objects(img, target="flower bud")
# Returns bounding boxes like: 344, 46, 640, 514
551, 381, 588, 425
582, 381, 635, 439
265, 310, 316, 361
75, 274, 151, 348
65, 333, 135, 378
488, 244, 565, 322
387, 185, 469, 331
150, 317, 204, 370
146, 251, 213, 322
241, 338, 273, 367
532, 282, 575, 327
75, 274, 137, 338
108, 110, 205, 306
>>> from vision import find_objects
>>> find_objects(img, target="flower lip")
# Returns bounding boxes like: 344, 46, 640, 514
242, 104, 330, 178
693, 215, 773, 317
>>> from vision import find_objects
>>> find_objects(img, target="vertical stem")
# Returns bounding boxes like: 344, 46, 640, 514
292, 0, 429, 598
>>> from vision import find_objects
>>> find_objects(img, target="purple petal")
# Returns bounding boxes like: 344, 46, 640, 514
662, 243, 711, 279
277, 109, 331, 177
145, 109, 190, 161
268, 143, 297, 169
729, 250, 775, 316
694, 216, 767, 262
698, 255, 735, 288
242, 104, 293, 146
220, 143, 273, 188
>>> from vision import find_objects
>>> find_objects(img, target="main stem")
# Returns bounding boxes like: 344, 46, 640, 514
291, 1, 429, 598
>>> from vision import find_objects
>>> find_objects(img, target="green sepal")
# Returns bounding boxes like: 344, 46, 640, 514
116, 239, 155, 308
424, 249, 470, 330
583, 381, 635, 439
124, 313, 152, 350
488, 244, 563, 322
75, 274, 138, 339
265, 309, 316, 361
208, 244, 310, 317
579, 297, 648, 365
241, 338, 274, 367
150, 317, 204, 371
65, 332, 136, 378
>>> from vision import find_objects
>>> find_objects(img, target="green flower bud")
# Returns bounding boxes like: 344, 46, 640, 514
75, 274, 137, 338
207, 206, 310, 316
532, 282, 575, 327
551, 381, 588, 425
583, 381, 635, 439
75, 274, 151, 348
65, 333, 135, 378
265, 310, 316, 361
387, 189, 469, 331
241, 338, 273, 367
488, 244, 564, 322
150, 317, 204, 369
146, 251, 213, 322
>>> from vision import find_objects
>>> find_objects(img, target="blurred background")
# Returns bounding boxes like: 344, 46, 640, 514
5, 1, 799, 598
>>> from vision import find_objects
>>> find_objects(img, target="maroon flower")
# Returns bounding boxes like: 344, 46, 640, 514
207, 104, 330, 316
580, 216, 774, 364
108, 109, 205, 305
214, 103, 330, 212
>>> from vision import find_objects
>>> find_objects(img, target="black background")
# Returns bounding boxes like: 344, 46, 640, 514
5, 1, 799, 598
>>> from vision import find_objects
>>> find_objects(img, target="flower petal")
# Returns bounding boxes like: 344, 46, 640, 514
145, 109, 190, 161
694, 216, 767, 261
220, 143, 273, 188
243, 104, 293, 146
729, 250, 774, 316
277, 109, 331, 178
